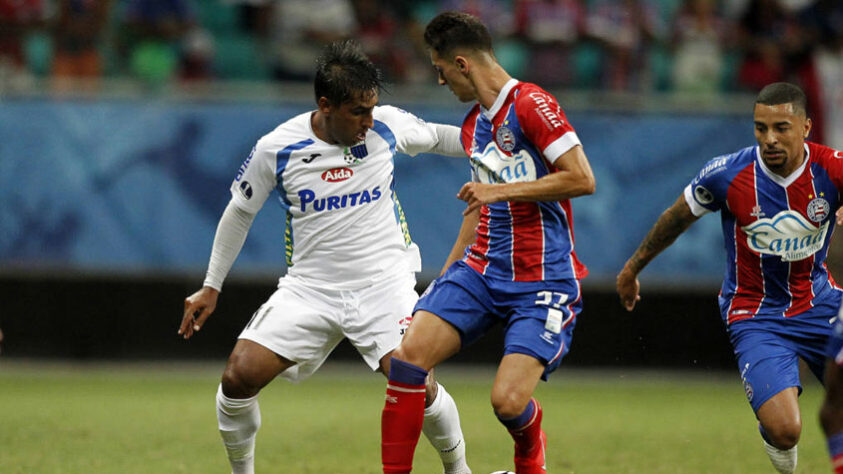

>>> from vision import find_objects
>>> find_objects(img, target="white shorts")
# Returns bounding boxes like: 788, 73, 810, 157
239, 272, 418, 382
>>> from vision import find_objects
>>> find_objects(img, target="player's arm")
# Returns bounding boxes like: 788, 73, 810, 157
457, 144, 595, 215
439, 208, 480, 275
179, 200, 257, 339
616, 194, 699, 311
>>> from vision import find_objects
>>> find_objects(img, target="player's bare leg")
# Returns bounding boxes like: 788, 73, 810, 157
217, 339, 294, 474
821, 360, 843, 472
382, 310, 462, 473
492, 353, 546, 474
381, 355, 471, 474
757, 387, 800, 474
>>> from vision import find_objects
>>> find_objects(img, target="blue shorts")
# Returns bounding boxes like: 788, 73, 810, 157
729, 309, 833, 412
414, 261, 582, 380
826, 313, 843, 365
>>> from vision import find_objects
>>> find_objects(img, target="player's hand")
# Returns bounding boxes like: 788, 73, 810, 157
457, 182, 507, 216
836, 206, 843, 226
616, 266, 641, 312
179, 286, 220, 339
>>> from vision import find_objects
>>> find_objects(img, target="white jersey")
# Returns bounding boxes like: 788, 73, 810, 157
230, 105, 443, 289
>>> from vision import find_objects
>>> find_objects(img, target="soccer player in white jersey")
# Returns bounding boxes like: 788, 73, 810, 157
178, 40, 471, 474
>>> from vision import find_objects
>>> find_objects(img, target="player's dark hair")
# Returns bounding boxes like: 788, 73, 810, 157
314, 40, 383, 105
424, 11, 493, 57
755, 82, 807, 116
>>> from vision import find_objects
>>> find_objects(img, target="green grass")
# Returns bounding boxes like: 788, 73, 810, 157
0, 360, 830, 473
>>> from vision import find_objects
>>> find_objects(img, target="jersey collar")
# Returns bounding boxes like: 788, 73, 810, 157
481, 78, 519, 120
755, 143, 810, 188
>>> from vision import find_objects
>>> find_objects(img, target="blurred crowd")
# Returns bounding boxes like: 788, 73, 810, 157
2, 0, 842, 133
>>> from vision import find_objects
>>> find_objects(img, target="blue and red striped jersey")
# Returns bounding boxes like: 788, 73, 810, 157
685, 141, 843, 325
459, 79, 587, 282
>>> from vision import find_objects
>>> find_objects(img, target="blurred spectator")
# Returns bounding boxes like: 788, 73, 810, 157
51, 0, 111, 84
223, 0, 273, 39
735, 0, 803, 92
0, 0, 48, 84
353, 0, 407, 82
585, 0, 664, 91
179, 26, 215, 81
514, 0, 585, 89
118, 0, 196, 84
670, 0, 729, 94
268, 0, 356, 82
800, 0, 843, 148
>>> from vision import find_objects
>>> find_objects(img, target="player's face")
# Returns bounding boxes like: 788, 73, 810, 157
430, 50, 475, 102
322, 90, 378, 146
753, 102, 811, 175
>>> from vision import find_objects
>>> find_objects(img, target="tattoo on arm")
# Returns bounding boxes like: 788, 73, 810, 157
627, 196, 698, 275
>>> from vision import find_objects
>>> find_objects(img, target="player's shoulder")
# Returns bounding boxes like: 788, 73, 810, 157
513, 81, 561, 108
807, 141, 843, 163
693, 145, 755, 183
255, 111, 317, 154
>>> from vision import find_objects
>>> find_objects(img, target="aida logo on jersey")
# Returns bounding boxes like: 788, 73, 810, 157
297, 186, 381, 212
742, 210, 829, 261
321, 167, 353, 182
235, 147, 256, 181
472, 141, 536, 184
528, 92, 564, 129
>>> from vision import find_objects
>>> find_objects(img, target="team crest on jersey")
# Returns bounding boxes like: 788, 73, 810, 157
321, 167, 353, 182
343, 142, 368, 164
694, 185, 714, 205
495, 126, 516, 152
807, 197, 830, 223
742, 210, 829, 261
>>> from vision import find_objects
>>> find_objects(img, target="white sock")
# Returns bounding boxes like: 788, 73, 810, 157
763, 438, 797, 474
216, 384, 261, 474
422, 383, 471, 474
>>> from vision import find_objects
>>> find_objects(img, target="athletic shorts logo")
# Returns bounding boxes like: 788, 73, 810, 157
238, 181, 253, 199
321, 167, 353, 182
807, 197, 830, 223
495, 126, 516, 152
743, 380, 754, 402
694, 185, 714, 204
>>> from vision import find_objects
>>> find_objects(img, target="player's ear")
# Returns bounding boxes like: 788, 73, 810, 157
317, 97, 332, 114
804, 117, 812, 139
455, 56, 468, 74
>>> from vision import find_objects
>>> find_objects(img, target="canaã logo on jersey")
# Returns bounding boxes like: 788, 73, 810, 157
742, 210, 828, 261
321, 167, 353, 182
472, 141, 536, 184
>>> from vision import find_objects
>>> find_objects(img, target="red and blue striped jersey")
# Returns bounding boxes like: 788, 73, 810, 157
459, 79, 587, 282
684, 141, 843, 325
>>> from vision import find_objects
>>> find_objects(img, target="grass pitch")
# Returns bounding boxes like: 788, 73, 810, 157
0, 360, 829, 473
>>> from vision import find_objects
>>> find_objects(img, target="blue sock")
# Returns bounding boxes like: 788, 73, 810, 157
828, 431, 843, 458
388, 357, 428, 385
497, 398, 536, 431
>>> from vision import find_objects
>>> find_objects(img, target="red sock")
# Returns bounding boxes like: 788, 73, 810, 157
381, 358, 428, 474
508, 398, 543, 456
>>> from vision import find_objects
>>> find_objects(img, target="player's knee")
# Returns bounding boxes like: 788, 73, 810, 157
221, 355, 262, 399
763, 420, 801, 450
491, 390, 530, 419
391, 344, 427, 370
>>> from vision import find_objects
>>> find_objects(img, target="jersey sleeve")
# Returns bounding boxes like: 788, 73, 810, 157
813, 143, 843, 190
514, 86, 581, 163
375, 105, 439, 157
229, 142, 277, 214
683, 155, 730, 216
